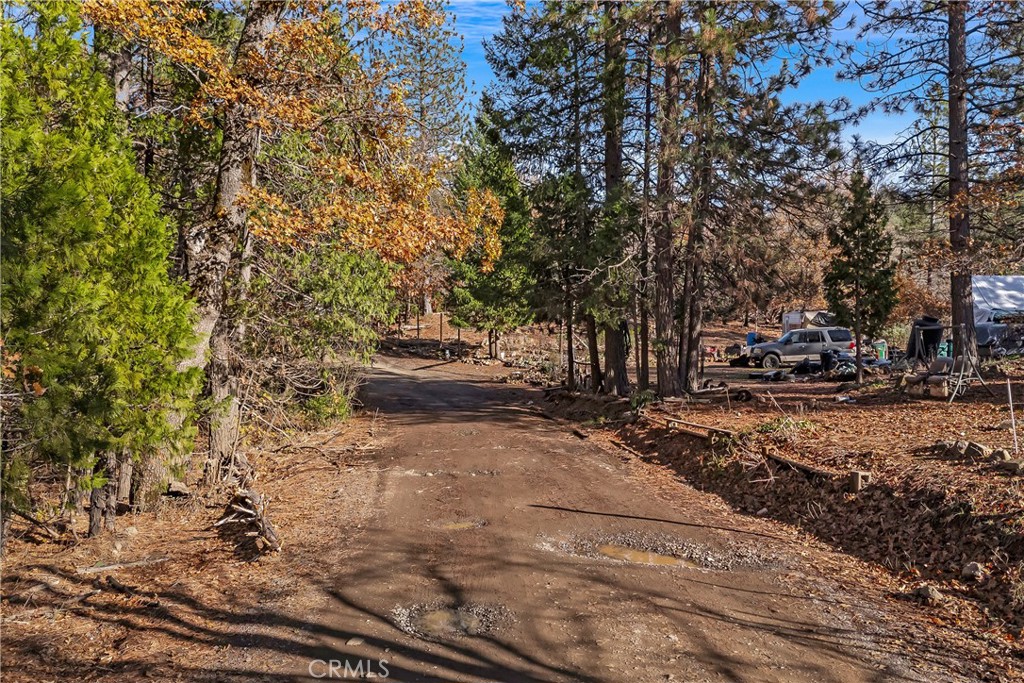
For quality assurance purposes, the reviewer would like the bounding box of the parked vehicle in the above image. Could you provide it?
[749,327,856,368]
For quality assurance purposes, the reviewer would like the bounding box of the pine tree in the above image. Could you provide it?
[448,113,535,355]
[823,168,897,384]
[839,0,1024,368]
[1,3,200,540]
[486,0,605,390]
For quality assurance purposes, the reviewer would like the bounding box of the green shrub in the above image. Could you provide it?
[1,4,199,523]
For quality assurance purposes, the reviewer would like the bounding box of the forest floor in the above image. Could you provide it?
[2,345,1023,682]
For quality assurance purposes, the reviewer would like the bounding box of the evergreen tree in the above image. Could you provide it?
[823,167,897,383]
[1,3,199,540]
[840,0,1024,367]
[486,1,611,391]
[389,0,468,167]
[448,112,535,356]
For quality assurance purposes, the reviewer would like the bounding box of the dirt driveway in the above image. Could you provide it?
[254,355,980,683]
[4,353,990,682]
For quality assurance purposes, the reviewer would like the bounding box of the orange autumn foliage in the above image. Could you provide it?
[83,0,501,267]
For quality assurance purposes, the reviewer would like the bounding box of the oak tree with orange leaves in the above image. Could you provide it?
[85,0,502,490]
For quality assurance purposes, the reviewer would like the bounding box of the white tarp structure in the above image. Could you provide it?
[973,275,1024,323]
[781,310,832,333]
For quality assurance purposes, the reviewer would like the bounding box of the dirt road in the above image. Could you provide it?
[268,355,976,683]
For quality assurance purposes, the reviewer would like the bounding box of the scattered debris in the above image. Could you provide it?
[214,489,282,554]
[963,441,992,461]
[990,448,1012,462]
[911,584,943,606]
[847,470,871,493]
[165,480,191,496]
[961,562,986,582]
[995,459,1024,475]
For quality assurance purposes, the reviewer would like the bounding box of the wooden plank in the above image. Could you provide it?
[763,452,835,480]
[665,418,735,437]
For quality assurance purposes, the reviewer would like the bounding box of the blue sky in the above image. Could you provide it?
[447,0,915,144]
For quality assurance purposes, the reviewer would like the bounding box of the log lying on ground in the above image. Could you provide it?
[76,557,169,575]
[215,489,281,553]
[665,417,736,438]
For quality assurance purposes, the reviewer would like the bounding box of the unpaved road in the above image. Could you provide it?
[263,355,977,683]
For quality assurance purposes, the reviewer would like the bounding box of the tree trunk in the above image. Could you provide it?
[636,24,655,393]
[104,457,118,532]
[179,0,282,376]
[1,459,16,552]
[565,288,577,391]
[653,1,683,396]
[206,229,253,485]
[89,452,119,537]
[0,511,11,555]
[947,0,978,367]
[89,468,104,537]
[599,0,629,398]
[117,458,133,505]
[207,322,240,484]
[585,313,602,393]
[680,22,715,394]
[638,298,650,391]
[854,290,864,385]
[93,28,133,113]
[603,322,630,396]
[632,289,642,387]
[153,1,284,509]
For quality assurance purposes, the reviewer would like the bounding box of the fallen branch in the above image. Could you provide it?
[609,439,646,458]
[76,557,170,575]
[762,450,836,480]
[665,417,735,438]
[103,576,160,607]
[10,508,60,539]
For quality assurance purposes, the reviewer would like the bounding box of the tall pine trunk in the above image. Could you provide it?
[565,286,577,391]
[585,314,602,393]
[947,0,978,366]
[637,24,654,392]
[600,0,630,397]
[207,230,253,484]
[680,23,715,393]
[653,0,683,396]
[603,323,630,396]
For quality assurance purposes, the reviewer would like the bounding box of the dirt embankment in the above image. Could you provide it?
[543,389,1024,650]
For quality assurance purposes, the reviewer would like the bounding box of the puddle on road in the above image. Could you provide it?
[438,519,487,531]
[392,603,511,641]
[596,543,697,568]
[538,531,784,571]
[396,469,500,478]
[415,608,483,637]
